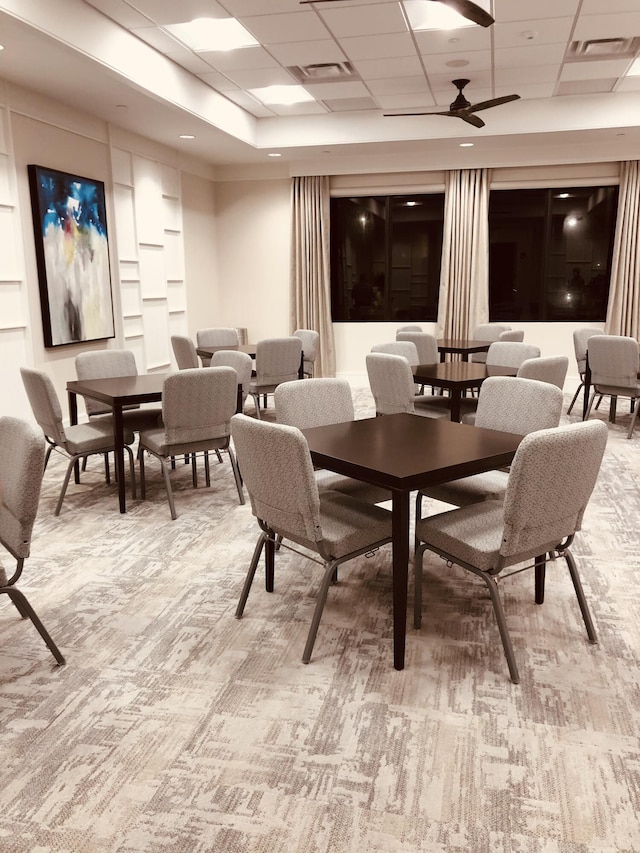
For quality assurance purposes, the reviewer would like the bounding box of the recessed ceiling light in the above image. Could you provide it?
[0,45,5,51]
[268,152,282,157]
[248,85,314,106]
[460,142,474,147]
[404,0,481,31]
[557,192,570,198]
[166,18,258,52]
[180,134,195,139]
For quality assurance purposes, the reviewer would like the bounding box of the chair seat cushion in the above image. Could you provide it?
[592,382,640,397]
[64,421,135,455]
[421,470,509,507]
[414,395,451,418]
[415,502,505,572]
[90,408,163,432]
[315,470,390,504]
[139,427,228,458]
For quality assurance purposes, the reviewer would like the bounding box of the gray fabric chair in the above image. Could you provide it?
[499,330,524,342]
[414,420,607,683]
[230,414,392,663]
[517,355,568,389]
[0,416,65,664]
[585,335,640,438]
[75,349,163,431]
[486,341,541,370]
[171,335,199,370]
[371,341,420,366]
[211,349,253,412]
[20,367,137,516]
[275,378,389,504]
[567,328,603,415]
[196,327,240,366]
[247,337,302,419]
[395,332,438,364]
[470,324,511,363]
[396,325,423,333]
[138,367,244,519]
[365,352,450,418]
[417,376,563,511]
[293,329,320,377]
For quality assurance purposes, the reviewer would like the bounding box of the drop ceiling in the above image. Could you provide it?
[0,0,639,174]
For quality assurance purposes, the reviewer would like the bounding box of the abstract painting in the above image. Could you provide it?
[28,165,115,347]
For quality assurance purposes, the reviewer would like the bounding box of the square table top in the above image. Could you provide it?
[67,373,167,406]
[437,338,493,354]
[413,362,516,390]
[302,413,521,493]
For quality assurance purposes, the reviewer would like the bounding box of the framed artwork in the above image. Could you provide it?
[28,164,115,347]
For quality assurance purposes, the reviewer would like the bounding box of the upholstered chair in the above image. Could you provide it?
[365,352,450,418]
[211,349,253,412]
[171,335,199,370]
[517,355,568,389]
[196,328,240,366]
[567,328,603,415]
[584,335,640,438]
[247,337,302,419]
[470,324,511,363]
[293,329,320,377]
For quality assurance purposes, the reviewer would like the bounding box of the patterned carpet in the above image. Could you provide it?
[1,388,639,852]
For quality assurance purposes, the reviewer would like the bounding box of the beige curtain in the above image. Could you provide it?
[605,160,640,339]
[290,175,336,377]
[436,168,490,340]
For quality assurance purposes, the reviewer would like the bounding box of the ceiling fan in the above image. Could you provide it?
[299,0,494,28]
[384,78,520,128]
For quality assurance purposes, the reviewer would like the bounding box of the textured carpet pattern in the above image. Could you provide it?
[1,389,639,852]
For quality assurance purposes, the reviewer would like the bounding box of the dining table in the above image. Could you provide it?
[302,413,522,670]
[413,362,517,421]
[437,338,492,362]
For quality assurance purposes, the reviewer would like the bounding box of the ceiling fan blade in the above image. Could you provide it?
[437,0,495,28]
[383,110,453,117]
[459,113,485,128]
[469,94,521,112]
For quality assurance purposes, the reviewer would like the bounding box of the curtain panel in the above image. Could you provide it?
[436,168,490,341]
[290,175,336,377]
[605,160,640,339]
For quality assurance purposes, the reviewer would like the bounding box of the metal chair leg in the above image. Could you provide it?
[302,558,339,664]
[563,549,597,643]
[482,573,520,684]
[2,587,65,665]
[235,532,267,618]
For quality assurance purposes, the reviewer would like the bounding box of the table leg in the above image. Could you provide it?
[67,391,81,484]
[582,357,591,420]
[450,390,462,422]
[114,404,127,513]
[391,490,409,671]
[265,537,275,592]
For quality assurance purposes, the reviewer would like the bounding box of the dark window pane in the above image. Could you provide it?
[330,194,443,322]
[489,186,618,322]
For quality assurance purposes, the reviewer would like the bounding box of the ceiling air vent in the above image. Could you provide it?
[288,61,360,83]
[567,37,640,61]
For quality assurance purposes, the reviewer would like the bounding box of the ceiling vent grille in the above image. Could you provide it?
[288,61,359,83]
[567,37,640,60]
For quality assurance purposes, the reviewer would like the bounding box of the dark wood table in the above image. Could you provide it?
[413,362,517,421]
[67,374,166,513]
[302,413,522,670]
[437,338,492,362]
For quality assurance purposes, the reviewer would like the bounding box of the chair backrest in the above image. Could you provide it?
[486,341,541,370]
[501,421,607,561]
[517,355,568,389]
[275,378,354,429]
[254,337,302,385]
[396,332,438,364]
[396,325,422,333]
[573,328,603,373]
[171,335,199,370]
[211,350,253,402]
[293,329,320,369]
[230,413,322,546]
[587,335,640,390]
[0,416,45,560]
[366,352,416,415]
[75,350,138,415]
[196,327,240,367]
[371,341,419,366]
[161,367,238,445]
[470,324,511,362]
[20,367,68,448]
[499,330,524,342]
[475,376,563,436]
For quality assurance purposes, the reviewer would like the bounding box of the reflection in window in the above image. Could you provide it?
[489,186,618,322]
[330,195,444,322]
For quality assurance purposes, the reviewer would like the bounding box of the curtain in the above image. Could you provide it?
[605,160,640,339]
[436,168,490,341]
[290,175,336,377]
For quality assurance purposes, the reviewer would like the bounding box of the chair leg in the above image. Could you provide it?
[235,532,267,618]
[160,458,177,519]
[414,543,426,629]
[302,558,339,664]
[139,447,147,500]
[250,393,262,420]
[215,450,223,464]
[228,447,245,505]
[563,549,597,644]
[55,456,80,516]
[584,391,597,422]
[43,443,54,472]
[125,445,136,500]
[2,588,65,665]
[566,381,583,415]
[414,492,424,553]
[191,454,198,488]
[627,398,640,438]
[204,451,211,487]
[481,573,520,684]
[534,554,546,604]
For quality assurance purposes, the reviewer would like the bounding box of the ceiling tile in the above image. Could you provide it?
[495,82,556,99]
[494,44,567,69]
[84,0,151,28]
[493,0,581,22]
[376,92,435,109]
[367,76,429,96]
[560,59,631,81]
[198,45,280,71]
[352,55,424,80]
[494,64,560,85]
[266,39,347,66]
[303,80,370,99]
[413,26,491,55]
[581,0,640,11]
[317,3,407,37]
[130,26,183,52]
[617,75,640,90]
[165,47,222,74]
[557,79,617,94]
[196,71,240,91]
[337,32,416,60]
[224,67,298,88]
[421,49,491,76]
[323,96,378,111]
[574,12,640,41]
[269,101,328,116]
[494,18,574,50]
[129,0,228,25]
[240,12,331,44]
[223,90,276,116]
[221,0,301,14]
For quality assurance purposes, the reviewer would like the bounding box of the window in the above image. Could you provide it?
[330,194,444,322]
[489,186,618,322]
